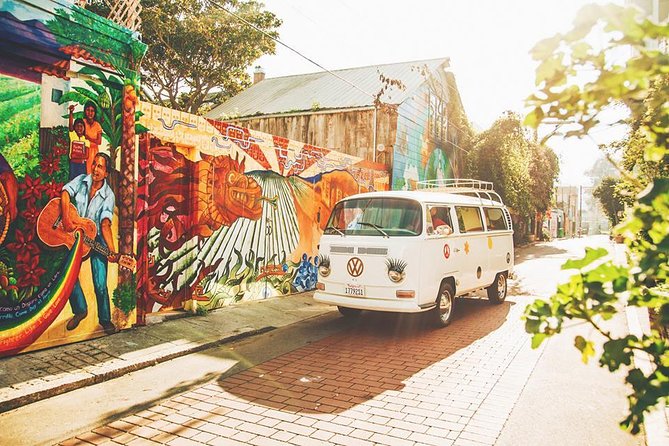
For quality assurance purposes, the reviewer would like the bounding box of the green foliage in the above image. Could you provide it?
[523,4,669,434]
[135,0,280,114]
[593,177,625,226]
[58,67,145,166]
[466,112,559,218]
[45,5,146,72]
[0,75,42,177]
[112,275,137,315]
[195,305,209,316]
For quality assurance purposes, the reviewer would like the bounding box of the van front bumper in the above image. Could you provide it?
[313,291,432,313]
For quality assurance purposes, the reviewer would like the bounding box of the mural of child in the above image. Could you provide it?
[83,101,103,174]
[68,105,89,180]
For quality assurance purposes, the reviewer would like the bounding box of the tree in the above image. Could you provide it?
[529,141,560,215]
[523,4,669,433]
[467,112,533,217]
[466,111,558,240]
[89,0,282,114]
[593,176,625,226]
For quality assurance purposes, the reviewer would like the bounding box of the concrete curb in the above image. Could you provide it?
[625,305,669,446]
[0,325,276,414]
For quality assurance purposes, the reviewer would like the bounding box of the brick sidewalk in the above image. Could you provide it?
[58,296,543,446]
[0,292,331,413]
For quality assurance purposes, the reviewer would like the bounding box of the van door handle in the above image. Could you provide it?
[454,248,461,253]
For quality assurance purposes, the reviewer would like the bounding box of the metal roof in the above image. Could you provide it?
[207,57,450,120]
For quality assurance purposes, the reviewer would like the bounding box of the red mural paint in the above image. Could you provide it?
[0,231,84,357]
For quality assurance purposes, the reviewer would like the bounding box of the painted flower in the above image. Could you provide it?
[19,176,44,203]
[17,256,45,288]
[53,141,68,157]
[43,181,64,199]
[21,206,40,227]
[40,156,60,175]
[7,230,40,264]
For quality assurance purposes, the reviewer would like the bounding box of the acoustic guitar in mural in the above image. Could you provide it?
[36,198,136,272]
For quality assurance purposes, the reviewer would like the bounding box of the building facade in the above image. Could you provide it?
[208,58,469,191]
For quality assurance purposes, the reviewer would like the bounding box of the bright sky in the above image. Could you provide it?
[253,0,626,186]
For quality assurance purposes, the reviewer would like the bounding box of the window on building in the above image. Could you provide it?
[428,90,448,142]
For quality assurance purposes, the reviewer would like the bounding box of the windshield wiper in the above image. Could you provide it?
[357,221,389,238]
[325,225,345,236]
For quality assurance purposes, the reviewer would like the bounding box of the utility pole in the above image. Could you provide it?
[579,185,583,237]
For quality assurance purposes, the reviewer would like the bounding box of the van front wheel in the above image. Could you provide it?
[487,272,507,304]
[338,306,361,318]
[433,282,455,327]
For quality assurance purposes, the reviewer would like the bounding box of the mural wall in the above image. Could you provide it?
[0,0,145,355]
[391,83,462,190]
[137,104,389,319]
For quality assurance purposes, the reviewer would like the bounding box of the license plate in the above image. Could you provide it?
[344,284,365,296]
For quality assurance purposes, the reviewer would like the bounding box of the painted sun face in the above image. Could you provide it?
[212,164,263,223]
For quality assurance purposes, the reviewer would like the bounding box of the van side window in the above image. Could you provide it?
[455,206,484,233]
[427,206,453,235]
[483,207,508,231]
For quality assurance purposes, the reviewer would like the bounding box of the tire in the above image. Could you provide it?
[432,282,455,327]
[338,306,362,318]
[487,272,508,304]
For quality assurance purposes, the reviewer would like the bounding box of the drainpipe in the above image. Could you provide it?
[373,105,378,163]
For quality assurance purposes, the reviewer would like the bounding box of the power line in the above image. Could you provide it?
[209,1,475,161]
[209,0,376,99]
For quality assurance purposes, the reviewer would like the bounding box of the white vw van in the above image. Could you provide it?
[314,179,514,327]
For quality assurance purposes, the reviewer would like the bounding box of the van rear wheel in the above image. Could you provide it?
[338,306,361,318]
[487,272,507,304]
[433,282,455,327]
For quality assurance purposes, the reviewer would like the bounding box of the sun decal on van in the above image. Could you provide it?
[488,236,493,249]
[464,241,470,254]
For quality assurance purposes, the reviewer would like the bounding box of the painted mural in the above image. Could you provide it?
[392,85,461,190]
[137,104,389,319]
[0,0,144,355]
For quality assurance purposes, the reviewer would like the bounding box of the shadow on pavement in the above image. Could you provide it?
[216,297,512,414]
[515,243,568,266]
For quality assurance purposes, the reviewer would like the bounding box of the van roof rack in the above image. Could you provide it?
[416,179,504,205]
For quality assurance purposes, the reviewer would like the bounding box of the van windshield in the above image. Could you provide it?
[325,197,422,236]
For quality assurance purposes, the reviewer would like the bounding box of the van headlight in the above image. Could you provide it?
[318,255,331,277]
[386,258,407,283]
[388,270,404,283]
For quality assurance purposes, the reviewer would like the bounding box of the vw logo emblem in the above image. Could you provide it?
[347,257,364,277]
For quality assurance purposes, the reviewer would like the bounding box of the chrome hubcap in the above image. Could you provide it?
[497,275,506,299]
[439,291,452,322]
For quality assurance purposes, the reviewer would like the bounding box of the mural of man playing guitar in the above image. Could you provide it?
[60,153,118,335]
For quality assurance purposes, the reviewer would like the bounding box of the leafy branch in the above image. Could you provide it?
[523,4,669,434]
